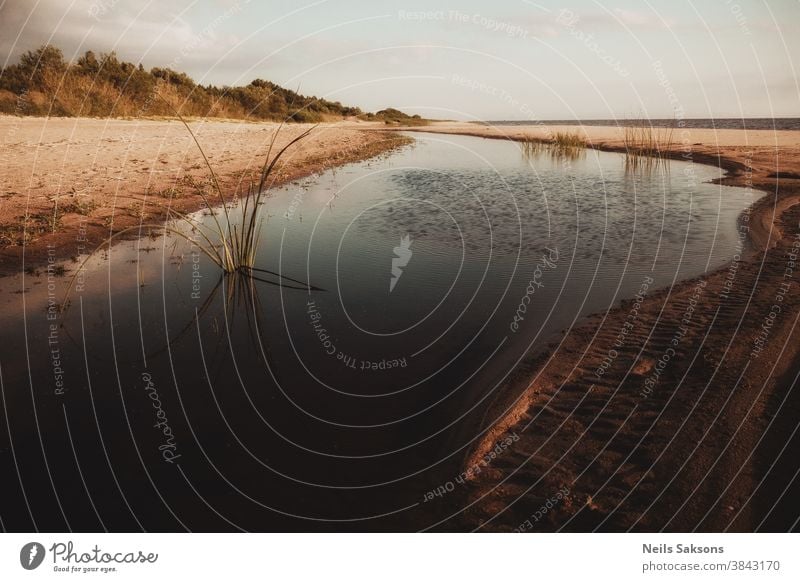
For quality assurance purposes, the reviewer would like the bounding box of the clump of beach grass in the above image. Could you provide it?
[622,123,675,173]
[60,103,315,310]
[520,130,586,162]
[552,131,586,149]
[161,107,315,273]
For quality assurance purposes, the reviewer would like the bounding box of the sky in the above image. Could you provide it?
[1,0,798,120]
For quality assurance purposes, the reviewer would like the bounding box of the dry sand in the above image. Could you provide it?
[0,115,406,274]
[399,122,800,532]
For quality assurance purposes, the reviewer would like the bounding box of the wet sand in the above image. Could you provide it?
[400,122,800,531]
[0,116,407,275]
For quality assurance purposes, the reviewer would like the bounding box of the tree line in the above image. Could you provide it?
[0,45,367,122]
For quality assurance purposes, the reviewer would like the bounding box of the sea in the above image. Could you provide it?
[485,118,800,130]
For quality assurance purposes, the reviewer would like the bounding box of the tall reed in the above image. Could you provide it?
[168,109,315,273]
[552,131,586,149]
[60,111,314,310]
[520,131,586,162]
[622,122,675,173]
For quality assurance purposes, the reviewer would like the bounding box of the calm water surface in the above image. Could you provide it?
[0,133,755,531]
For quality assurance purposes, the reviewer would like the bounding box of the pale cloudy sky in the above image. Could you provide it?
[1,0,797,120]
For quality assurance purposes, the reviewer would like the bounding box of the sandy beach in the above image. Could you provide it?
[0,116,406,274]
[397,122,800,531]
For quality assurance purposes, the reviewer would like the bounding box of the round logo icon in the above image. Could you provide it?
[20,542,46,570]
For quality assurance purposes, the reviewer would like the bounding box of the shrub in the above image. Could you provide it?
[0,44,376,122]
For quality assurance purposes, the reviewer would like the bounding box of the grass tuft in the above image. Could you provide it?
[552,131,586,149]
[163,106,316,273]
[60,105,314,310]
[622,122,675,173]
[520,131,586,162]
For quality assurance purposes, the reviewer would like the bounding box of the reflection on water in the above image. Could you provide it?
[520,139,586,164]
[0,133,755,531]
[623,150,672,175]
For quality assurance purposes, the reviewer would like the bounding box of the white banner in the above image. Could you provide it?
[1,534,797,581]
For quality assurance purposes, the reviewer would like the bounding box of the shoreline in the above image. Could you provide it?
[0,116,409,276]
[400,122,800,531]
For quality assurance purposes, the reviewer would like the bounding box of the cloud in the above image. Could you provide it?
[1,0,795,117]
[0,0,242,72]
[613,8,650,27]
